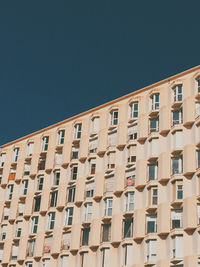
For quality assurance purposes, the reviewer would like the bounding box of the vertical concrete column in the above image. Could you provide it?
[159,106,171,134]
[183,196,197,230]
[183,144,196,176]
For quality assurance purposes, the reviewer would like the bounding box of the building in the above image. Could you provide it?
[0,66,200,267]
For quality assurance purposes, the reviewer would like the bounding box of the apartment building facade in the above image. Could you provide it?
[0,66,200,267]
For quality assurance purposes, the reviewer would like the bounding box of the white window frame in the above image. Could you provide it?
[149,118,159,133]
[104,198,113,217]
[148,162,158,181]
[0,153,6,167]
[47,212,55,230]
[173,85,182,102]
[84,203,92,221]
[151,93,159,110]
[64,207,73,226]
[126,192,134,211]
[42,136,49,151]
[74,123,82,139]
[131,102,138,118]
[27,142,34,157]
[13,148,19,162]
[172,156,182,174]
[110,110,118,125]
[30,216,38,234]
[57,130,65,145]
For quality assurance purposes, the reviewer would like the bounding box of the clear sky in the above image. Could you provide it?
[0,1,200,145]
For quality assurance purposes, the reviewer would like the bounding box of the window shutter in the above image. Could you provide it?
[61,255,69,267]
[108,132,117,147]
[105,175,114,193]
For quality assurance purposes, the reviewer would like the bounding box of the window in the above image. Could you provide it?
[172,235,183,258]
[13,148,19,162]
[47,212,55,230]
[125,192,134,211]
[197,204,200,224]
[149,117,159,133]
[149,138,158,157]
[71,165,78,180]
[38,156,46,170]
[7,184,14,200]
[42,259,50,267]
[110,110,118,125]
[18,202,25,217]
[58,130,65,145]
[150,187,158,205]
[91,117,99,133]
[27,239,35,257]
[131,102,138,118]
[102,223,111,242]
[147,215,157,233]
[62,232,71,251]
[148,162,158,181]
[172,156,182,174]
[123,244,133,266]
[27,142,34,157]
[1,225,7,240]
[15,221,22,237]
[80,252,88,267]
[33,195,41,212]
[90,162,96,175]
[50,190,58,207]
[3,205,10,220]
[105,174,114,193]
[85,181,94,198]
[64,207,73,226]
[55,152,62,165]
[104,198,113,217]
[68,186,76,202]
[53,171,60,186]
[173,85,182,102]
[125,168,135,187]
[172,109,182,125]
[195,102,200,117]
[42,136,49,151]
[107,152,115,169]
[30,216,38,234]
[71,145,79,159]
[173,181,183,200]
[128,123,138,141]
[24,163,31,175]
[171,209,182,229]
[74,123,82,139]
[11,243,19,260]
[0,153,6,167]
[22,180,28,195]
[89,137,98,153]
[127,145,136,163]
[197,149,200,168]
[196,77,200,93]
[151,93,159,110]
[123,218,133,238]
[172,131,182,151]
[43,236,52,254]
[108,131,117,147]
[146,239,157,262]
[37,176,44,191]
[25,262,33,267]
[8,167,16,181]
[101,248,109,267]
[84,203,92,221]
[81,228,90,246]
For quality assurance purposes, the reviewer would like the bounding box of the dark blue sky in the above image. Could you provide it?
[0,1,200,145]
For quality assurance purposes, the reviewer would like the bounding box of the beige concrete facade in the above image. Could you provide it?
[0,66,200,267]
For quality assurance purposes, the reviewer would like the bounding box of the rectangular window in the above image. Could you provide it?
[84,203,92,221]
[151,188,158,205]
[24,163,31,176]
[172,157,182,174]
[108,131,117,147]
[131,102,138,118]
[68,187,76,202]
[123,218,133,238]
[81,228,90,246]
[171,209,182,229]
[102,223,111,242]
[197,150,200,168]
[27,239,35,257]
[126,192,134,211]
[151,94,159,110]
[173,85,182,102]
[146,239,157,262]
[90,163,96,175]
[61,255,69,267]
[64,207,73,226]
[111,110,118,125]
[124,244,133,266]
[71,145,79,159]
[62,232,71,251]
[26,262,33,267]
[55,152,62,165]
[149,118,159,133]
[16,221,22,237]
[127,145,136,163]
[172,235,183,258]
[91,117,99,133]
[74,123,82,139]
[38,156,46,171]
[42,259,50,267]
[50,190,58,207]
[1,225,7,240]
[89,137,98,153]
[37,176,44,191]
[13,148,19,162]
[80,252,88,267]
[7,184,14,200]
[172,109,182,125]
[104,198,113,217]
[148,163,158,180]
[27,142,34,156]
[47,212,55,230]
[107,152,115,169]
[0,153,6,167]
[197,205,200,224]
[58,130,65,145]
[33,195,41,212]
[101,248,109,267]
[147,215,157,233]
[173,181,183,200]
[71,165,78,180]
[3,205,10,220]
[42,136,49,151]
[85,181,94,198]
[53,171,60,186]
[11,243,19,260]
[30,216,39,234]
[128,123,138,141]
[195,102,200,117]
[18,202,25,217]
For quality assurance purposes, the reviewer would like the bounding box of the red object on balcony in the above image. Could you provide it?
[126,177,134,186]
[43,245,50,253]
[8,173,15,181]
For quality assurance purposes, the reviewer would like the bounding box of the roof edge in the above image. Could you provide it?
[1,65,200,148]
